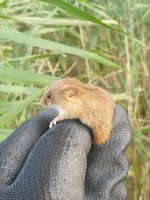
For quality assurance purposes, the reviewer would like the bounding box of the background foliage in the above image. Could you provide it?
[0,0,149,199]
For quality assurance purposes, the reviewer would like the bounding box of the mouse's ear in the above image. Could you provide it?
[62,86,77,97]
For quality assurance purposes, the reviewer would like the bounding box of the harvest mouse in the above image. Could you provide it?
[40,78,115,144]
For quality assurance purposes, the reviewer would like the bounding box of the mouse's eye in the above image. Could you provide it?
[46,92,51,99]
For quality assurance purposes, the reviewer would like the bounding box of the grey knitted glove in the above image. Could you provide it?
[0,105,131,200]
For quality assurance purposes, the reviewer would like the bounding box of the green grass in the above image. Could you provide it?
[0,0,149,199]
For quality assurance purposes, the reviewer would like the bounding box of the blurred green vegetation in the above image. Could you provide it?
[0,0,149,199]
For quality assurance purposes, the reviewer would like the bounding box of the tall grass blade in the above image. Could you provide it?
[0,27,122,68]
[39,0,122,31]
[0,84,40,94]
[0,67,57,86]
[39,0,143,44]
[0,92,41,127]
[0,129,14,141]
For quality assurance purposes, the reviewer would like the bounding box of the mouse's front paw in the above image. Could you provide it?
[49,115,63,128]
[49,118,57,128]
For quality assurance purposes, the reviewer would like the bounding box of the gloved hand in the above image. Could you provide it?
[0,105,131,200]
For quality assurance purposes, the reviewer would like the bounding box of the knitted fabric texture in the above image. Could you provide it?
[0,105,131,200]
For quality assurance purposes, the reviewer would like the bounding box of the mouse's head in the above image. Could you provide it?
[40,78,83,107]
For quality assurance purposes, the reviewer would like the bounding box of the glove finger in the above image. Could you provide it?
[0,120,91,200]
[85,105,131,200]
[0,107,58,186]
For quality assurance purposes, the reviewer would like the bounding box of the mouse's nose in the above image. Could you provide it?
[40,95,48,107]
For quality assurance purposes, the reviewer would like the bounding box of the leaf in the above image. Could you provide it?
[135,125,150,132]
[79,1,115,21]
[133,131,150,142]
[2,53,61,64]
[0,27,122,68]
[0,84,40,94]
[134,140,150,157]
[2,15,117,26]
[39,0,143,44]
[0,15,13,20]
[0,129,14,141]
[0,92,41,127]
[12,16,95,26]
[0,67,57,86]
[0,104,10,115]
[39,0,119,30]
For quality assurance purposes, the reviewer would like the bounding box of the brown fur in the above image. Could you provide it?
[40,78,115,144]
